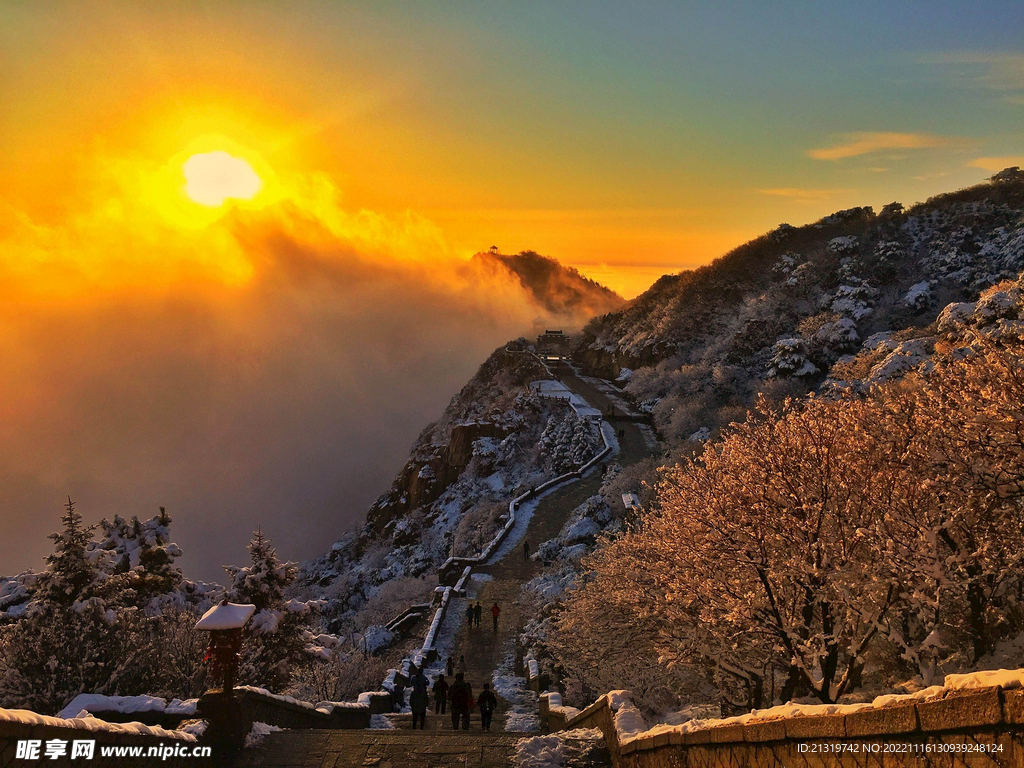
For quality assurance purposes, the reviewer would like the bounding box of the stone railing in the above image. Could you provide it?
[383,602,432,636]
[544,672,1024,767]
[196,686,374,754]
[220,687,372,730]
[386,380,614,694]
[0,708,202,767]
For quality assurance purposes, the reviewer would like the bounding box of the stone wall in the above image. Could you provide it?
[203,688,370,731]
[551,687,1024,768]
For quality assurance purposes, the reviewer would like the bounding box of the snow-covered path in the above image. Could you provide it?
[236,368,647,766]
[438,363,655,733]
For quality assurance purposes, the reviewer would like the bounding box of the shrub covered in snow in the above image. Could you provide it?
[538,413,602,475]
[768,338,819,378]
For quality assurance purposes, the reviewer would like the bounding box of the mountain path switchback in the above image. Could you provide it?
[233,366,649,767]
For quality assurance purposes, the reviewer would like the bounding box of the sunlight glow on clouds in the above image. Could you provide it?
[808,132,952,161]
[184,151,262,206]
[968,156,1024,171]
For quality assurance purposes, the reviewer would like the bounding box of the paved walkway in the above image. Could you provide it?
[233,730,523,767]
[233,369,649,767]
[443,362,654,725]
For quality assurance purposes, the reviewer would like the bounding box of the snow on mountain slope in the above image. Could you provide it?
[575,169,1024,448]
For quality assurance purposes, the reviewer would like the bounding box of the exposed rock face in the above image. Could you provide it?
[363,342,548,536]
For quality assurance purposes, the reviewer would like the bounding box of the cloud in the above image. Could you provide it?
[924,52,1024,101]
[808,132,951,161]
[968,156,1024,172]
[0,158,604,580]
[757,187,855,203]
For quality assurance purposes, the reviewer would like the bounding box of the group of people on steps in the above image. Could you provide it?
[464,600,502,632]
[396,654,498,731]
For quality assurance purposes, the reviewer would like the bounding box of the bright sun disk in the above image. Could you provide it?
[183,151,262,206]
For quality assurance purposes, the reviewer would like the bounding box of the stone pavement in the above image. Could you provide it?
[232,730,523,767]
[446,362,655,725]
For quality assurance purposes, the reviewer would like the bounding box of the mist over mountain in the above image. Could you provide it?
[301,168,1024,635]
[471,250,624,323]
[6,170,1024,719]
[0,229,620,581]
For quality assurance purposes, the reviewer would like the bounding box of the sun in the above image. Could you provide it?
[183,151,262,206]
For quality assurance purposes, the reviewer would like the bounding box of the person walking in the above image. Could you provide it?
[523,540,530,561]
[462,679,475,730]
[433,673,449,715]
[409,665,429,730]
[458,654,467,676]
[448,673,472,730]
[473,602,482,627]
[465,603,475,627]
[477,683,497,731]
[490,602,500,632]
[392,678,405,713]
[446,656,454,677]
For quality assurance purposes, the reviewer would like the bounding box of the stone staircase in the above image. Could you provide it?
[232,369,647,767]
[382,710,511,733]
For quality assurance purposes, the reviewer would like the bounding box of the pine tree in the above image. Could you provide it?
[226,528,295,611]
[33,497,101,608]
[224,529,312,691]
[95,507,183,606]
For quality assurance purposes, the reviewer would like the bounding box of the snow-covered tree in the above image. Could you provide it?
[538,412,601,474]
[225,529,316,691]
[95,507,183,606]
[566,318,1024,706]
[0,500,143,713]
[32,498,106,609]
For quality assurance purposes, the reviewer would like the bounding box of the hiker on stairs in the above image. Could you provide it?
[432,673,449,714]
[448,673,473,730]
[491,602,501,632]
[409,665,429,730]
[477,683,497,731]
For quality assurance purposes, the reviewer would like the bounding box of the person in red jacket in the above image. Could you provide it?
[490,602,500,632]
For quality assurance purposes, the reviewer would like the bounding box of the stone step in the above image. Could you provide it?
[383,712,514,733]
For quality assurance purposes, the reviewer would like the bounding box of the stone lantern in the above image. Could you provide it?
[196,598,256,694]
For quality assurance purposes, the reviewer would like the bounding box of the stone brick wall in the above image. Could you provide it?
[206,688,370,730]
[555,687,1024,768]
[552,695,622,764]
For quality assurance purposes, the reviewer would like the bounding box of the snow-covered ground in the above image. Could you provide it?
[513,728,605,767]
[243,722,283,748]
[493,647,540,733]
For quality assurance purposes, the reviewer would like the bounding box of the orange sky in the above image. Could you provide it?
[2,1,1023,575]
[4,3,1018,298]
